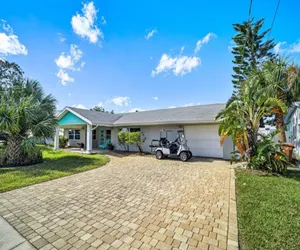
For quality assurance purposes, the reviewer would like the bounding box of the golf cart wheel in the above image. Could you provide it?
[156,150,163,160]
[187,151,193,159]
[179,151,188,162]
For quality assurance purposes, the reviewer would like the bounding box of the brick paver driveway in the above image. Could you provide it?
[0,155,238,250]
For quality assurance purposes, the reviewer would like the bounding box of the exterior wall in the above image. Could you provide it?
[64,127,86,148]
[287,108,300,160]
[111,124,230,159]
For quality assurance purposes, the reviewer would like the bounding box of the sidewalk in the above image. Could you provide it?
[0,217,36,250]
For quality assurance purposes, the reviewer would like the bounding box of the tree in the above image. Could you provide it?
[216,74,287,161]
[0,71,57,165]
[126,132,146,153]
[261,58,300,142]
[91,106,105,112]
[91,106,115,114]
[0,60,23,89]
[232,18,275,92]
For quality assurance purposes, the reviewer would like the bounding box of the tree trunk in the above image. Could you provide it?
[275,112,287,143]
[246,122,256,161]
[5,134,23,165]
[276,88,287,143]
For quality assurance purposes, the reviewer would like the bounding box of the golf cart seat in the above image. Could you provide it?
[159,137,169,147]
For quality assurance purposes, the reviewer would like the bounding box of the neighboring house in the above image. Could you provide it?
[55,104,235,159]
[285,102,300,160]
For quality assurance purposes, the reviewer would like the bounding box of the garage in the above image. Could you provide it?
[184,124,223,158]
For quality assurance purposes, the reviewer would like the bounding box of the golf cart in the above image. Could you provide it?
[150,130,192,161]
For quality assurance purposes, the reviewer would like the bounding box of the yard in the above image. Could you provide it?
[236,169,300,250]
[0,146,109,193]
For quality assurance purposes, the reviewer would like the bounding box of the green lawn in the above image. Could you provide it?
[236,169,300,250]
[0,146,109,193]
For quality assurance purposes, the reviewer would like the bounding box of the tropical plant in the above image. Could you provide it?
[0,60,23,89]
[126,131,146,153]
[251,131,290,174]
[216,74,287,161]
[118,131,129,151]
[261,58,300,143]
[0,70,57,165]
[59,136,68,148]
[231,18,275,92]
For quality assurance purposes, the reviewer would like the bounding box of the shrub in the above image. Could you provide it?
[59,136,68,148]
[250,131,291,174]
[118,131,129,151]
[126,132,146,153]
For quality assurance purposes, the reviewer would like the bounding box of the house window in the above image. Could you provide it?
[92,129,96,140]
[106,130,111,141]
[130,128,140,132]
[68,129,80,140]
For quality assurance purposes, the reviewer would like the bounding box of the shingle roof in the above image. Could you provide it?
[113,103,225,125]
[67,107,122,125]
[63,103,225,126]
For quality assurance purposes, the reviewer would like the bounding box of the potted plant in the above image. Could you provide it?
[108,143,114,150]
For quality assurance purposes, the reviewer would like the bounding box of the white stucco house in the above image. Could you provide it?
[285,102,300,160]
[54,103,235,159]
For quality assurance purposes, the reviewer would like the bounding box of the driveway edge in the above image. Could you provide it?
[227,168,239,250]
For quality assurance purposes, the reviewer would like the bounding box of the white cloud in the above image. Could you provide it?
[289,40,300,53]
[183,102,201,107]
[109,96,130,107]
[194,33,216,54]
[56,69,74,85]
[0,20,27,56]
[68,92,71,96]
[129,108,146,112]
[150,56,153,60]
[55,44,84,85]
[98,101,103,107]
[168,106,177,109]
[71,2,103,43]
[101,16,107,25]
[274,40,300,54]
[152,53,201,77]
[153,96,158,101]
[72,104,88,109]
[145,29,157,40]
[274,42,286,54]
[57,32,66,42]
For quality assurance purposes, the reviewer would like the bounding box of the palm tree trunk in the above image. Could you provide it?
[246,123,256,161]
[275,112,287,143]
[276,88,287,143]
[5,134,23,165]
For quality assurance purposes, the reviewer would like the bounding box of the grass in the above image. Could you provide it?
[236,169,300,250]
[0,146,109,193]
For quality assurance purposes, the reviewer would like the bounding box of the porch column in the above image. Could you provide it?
[86,124,92,153]
[53,127,60,150]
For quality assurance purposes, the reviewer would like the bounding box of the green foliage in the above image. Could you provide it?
[117,131,146,152]
[251,131,290,174]
[216,75,287,161]
[91,106,114,114]
[0,60,57,165]
[232,18,275,92]
[59,136,68,148]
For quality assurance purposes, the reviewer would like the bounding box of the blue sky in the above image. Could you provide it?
[1,0,300,113]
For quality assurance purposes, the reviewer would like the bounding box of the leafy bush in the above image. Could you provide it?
[59,136,68,148]
[118,131,129,151]
[117,131,146,152]
[250,131,291,174]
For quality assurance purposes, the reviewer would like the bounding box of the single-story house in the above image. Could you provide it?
[285,102,300,160]
[55,103,234,159]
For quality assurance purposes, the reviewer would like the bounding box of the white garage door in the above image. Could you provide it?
[184,124,223,158]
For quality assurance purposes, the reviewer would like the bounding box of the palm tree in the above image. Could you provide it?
[216,74,287,161]
[261,59,300,143]
[0,78,57,165]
